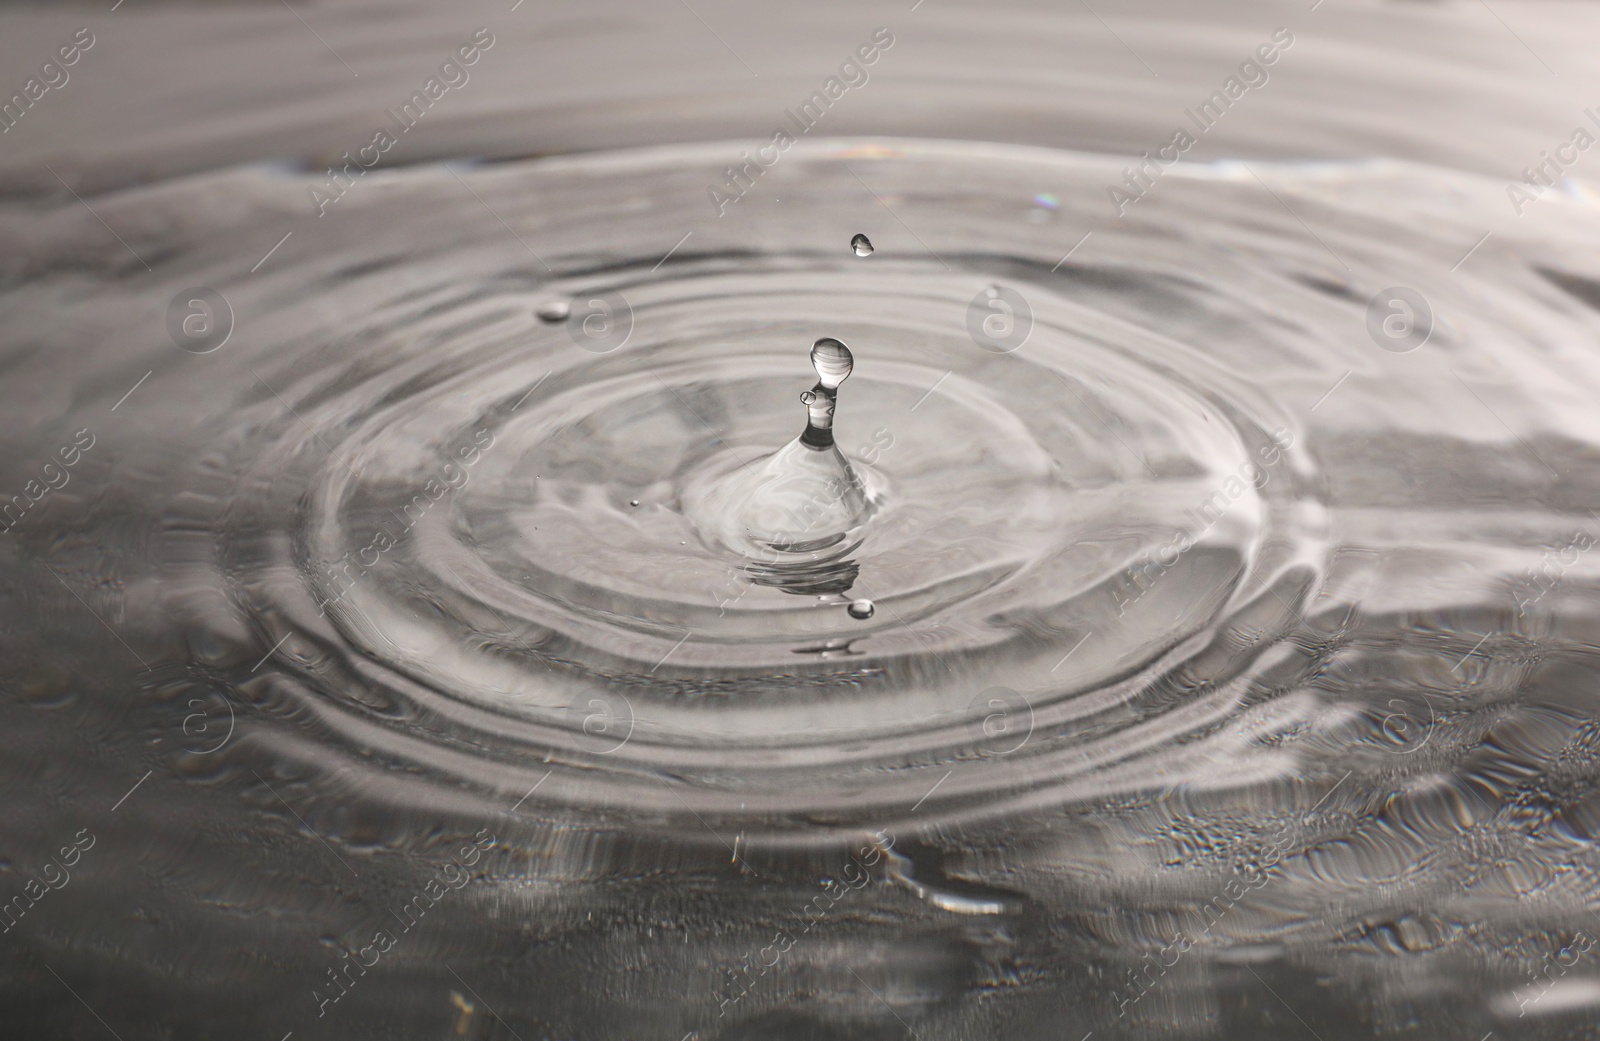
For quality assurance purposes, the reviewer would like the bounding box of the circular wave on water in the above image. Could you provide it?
[109,141,1339,831]
[11,135,1600,1036]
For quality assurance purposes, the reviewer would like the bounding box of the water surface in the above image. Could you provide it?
[4,2,1600,1039]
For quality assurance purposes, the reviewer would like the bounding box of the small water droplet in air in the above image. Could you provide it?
[847,599,875,620]
[535,300,570,323]
[629,500,640,507]
[810,338,854,391]
[799,389,817,405]
[851,233,874,257]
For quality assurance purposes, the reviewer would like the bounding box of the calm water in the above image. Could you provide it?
[4,1,1600,1038]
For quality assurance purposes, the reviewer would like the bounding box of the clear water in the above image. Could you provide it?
[5,2,1600,1039]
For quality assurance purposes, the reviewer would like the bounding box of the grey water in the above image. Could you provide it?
[4,1,1600,1039]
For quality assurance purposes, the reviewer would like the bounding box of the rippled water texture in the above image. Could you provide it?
[7,1,1600,1039]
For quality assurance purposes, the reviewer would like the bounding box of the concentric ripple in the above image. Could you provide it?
[134,142,1341,828]
[31,136,1595,842]
[13,129,1600,1037]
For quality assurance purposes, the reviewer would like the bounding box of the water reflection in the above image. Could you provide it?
[4,1,1600,1039]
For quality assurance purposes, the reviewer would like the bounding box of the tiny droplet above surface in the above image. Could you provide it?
[810,338,854,390]
[851,233,874,257]
[629,500,640,507]
[535,300,571,323]
[847,599,875,620]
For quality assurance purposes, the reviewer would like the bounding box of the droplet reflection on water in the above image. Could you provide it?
[534,299,570,323]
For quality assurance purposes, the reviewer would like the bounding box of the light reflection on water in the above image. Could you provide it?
[4,1,1600,1039]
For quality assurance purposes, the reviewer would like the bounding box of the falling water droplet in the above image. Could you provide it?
[810,338,853,391]
[535,300,570,323]
[850,233,874,257]
[629,500,640,507]
[847,599,875,620]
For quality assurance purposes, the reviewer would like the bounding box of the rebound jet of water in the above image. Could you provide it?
[684,337,877,598]
[733,337,871,552]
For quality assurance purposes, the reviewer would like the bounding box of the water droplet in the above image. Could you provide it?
[535,300,570,323]
[799,390,816,405]
[629,500,640,507]
[851,233,874,257]
[810,338,853,391]
[847,599,875,620]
